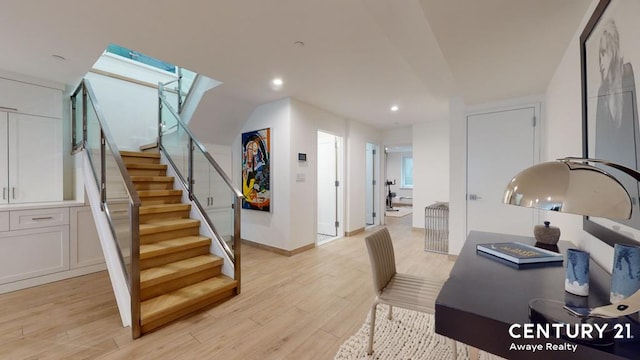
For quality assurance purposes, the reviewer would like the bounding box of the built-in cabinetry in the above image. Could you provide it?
[0,77,63,204]
[0,203,104,294]
[196,144,233,241]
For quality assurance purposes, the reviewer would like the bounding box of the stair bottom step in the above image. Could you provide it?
[140,276,238,334]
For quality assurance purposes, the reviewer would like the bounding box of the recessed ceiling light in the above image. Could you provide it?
[390,105,399,112]
[272,78,283,86]
[293,41,305,48]
[51,54,66,61]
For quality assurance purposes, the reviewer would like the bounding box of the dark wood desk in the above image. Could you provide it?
[435,231,639,360]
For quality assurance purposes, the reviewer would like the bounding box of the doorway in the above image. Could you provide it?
[466,105,539,236]
[317,131,344,245]
[365,142,379,227]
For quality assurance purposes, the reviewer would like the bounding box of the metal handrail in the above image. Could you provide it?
[157,85,242,289]
[158,92,243,199]
[72,78,142,339]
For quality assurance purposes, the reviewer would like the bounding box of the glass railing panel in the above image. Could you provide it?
[160,102,189,185]
[160,95,179,135]
[104,147,132,282]
[71,90,84,151]
[162,90,180,118]
[85,96,102,187]
[193,146,235,255]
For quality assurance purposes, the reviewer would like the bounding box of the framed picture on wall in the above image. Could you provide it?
[582,0,640,246]
[241,128,271,212]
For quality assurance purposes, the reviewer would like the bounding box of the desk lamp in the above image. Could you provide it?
[503,157,640,319]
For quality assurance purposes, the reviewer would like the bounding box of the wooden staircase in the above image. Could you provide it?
[121,150,238,335]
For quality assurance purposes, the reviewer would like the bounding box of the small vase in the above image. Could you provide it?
[610,243,640,304]
[565,248,589,296]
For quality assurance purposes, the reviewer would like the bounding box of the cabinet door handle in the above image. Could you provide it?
[12,187,15,199]
[32,217,54,221]
[2,187,5,200]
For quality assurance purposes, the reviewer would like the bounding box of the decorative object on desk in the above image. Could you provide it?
[610,243,640,303]
[565,248,590,296]
[534,242,559,253]
[565,291,590,309]
[476,242,563,265]
[534,221,560,245]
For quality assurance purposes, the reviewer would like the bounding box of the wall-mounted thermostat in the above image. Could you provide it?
[298,153,307,161]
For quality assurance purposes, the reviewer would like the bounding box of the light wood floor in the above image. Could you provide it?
[0,215,455,359]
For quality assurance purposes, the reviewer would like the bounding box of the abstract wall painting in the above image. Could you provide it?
[242,128,271,211]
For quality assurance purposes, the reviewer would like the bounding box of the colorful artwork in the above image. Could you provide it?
[242,128,271,211]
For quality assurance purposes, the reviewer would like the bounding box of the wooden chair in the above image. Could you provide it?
[364,227,457,358]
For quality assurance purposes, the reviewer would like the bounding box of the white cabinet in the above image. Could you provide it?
[70,206,103,268]
[0,204,105,293]
[0,77,62,118]
[10,207,69,230]
[0,76,63,204]
[0,111,63,204]
[0,225,69,284]
[196,144,234,241]
[9,113,62,203]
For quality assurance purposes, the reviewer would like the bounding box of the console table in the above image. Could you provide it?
[435,231,639,359]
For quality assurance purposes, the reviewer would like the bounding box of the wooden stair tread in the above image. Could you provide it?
[140,255,223,288]
[141,276,237,325]
[140,236,211,259]
[126,163,167,170]
[140,219,200,235]
[120,150,160,159]
[140,204,191,215]
[138,190,182,197]
[131,176,174,183]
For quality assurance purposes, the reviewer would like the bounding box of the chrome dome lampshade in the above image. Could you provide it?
[503,158,632,220]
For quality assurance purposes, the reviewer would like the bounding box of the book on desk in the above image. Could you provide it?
[476,241,563,265]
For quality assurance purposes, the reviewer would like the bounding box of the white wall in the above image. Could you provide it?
[85,72,158,151]
[290,99,346,248]
[235,98,292,250]
[236,97,382,251]
[413,120,450,229]
[383,126,412,146]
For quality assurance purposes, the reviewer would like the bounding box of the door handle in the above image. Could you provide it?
[468,194,483,201]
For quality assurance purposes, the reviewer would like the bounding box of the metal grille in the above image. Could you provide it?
[424,202,449,254]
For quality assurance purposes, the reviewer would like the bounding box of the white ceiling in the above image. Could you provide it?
[0,0,592,132]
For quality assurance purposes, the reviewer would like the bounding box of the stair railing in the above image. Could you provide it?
[157,84,242,290]
[71,79,142,338]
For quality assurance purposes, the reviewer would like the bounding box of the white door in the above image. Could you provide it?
[9,113,62,203]
[318,131,338,236]
[467,106,537,236]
